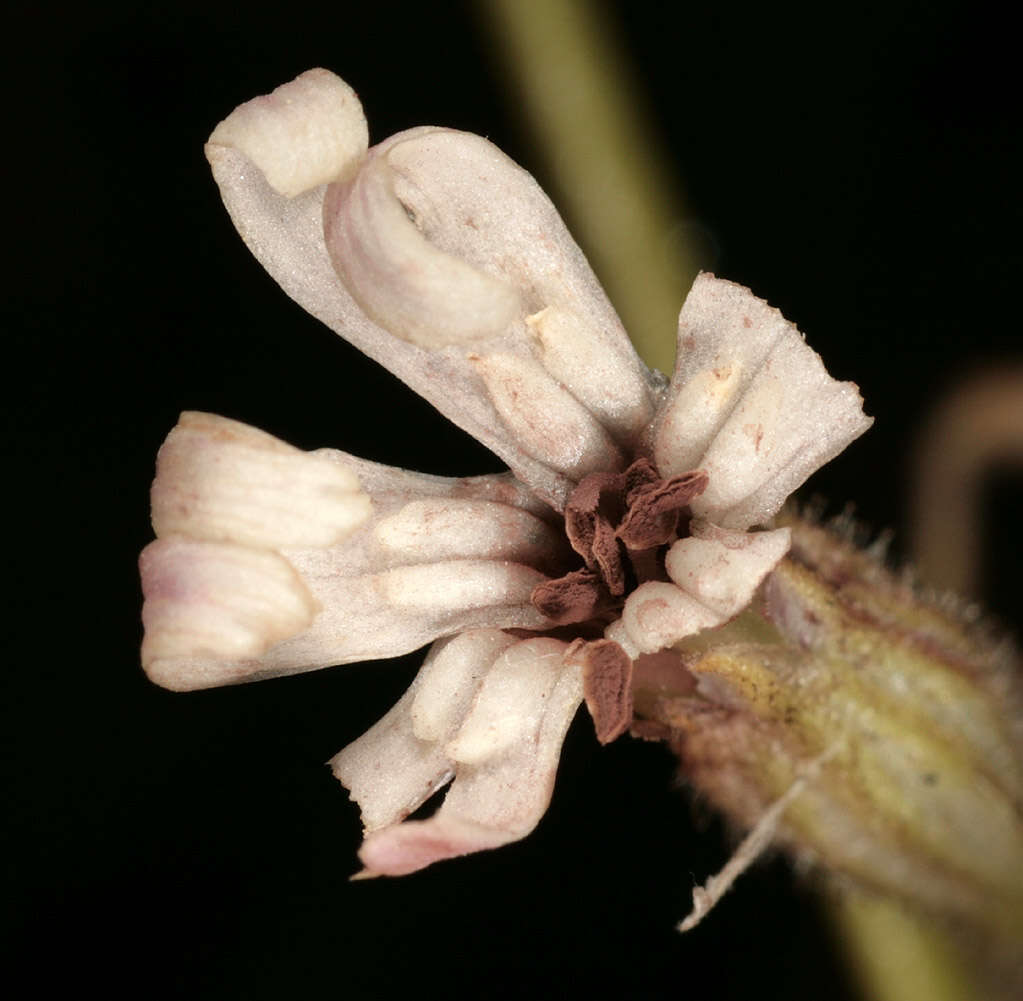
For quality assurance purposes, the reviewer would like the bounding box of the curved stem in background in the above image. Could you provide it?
[479,0,701,376]
[910,366,1023,598]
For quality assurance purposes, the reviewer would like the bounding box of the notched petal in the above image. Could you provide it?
[331,631,515,831]
[653,274,872,528]
[207,69,657,509]
[354,639,583,876]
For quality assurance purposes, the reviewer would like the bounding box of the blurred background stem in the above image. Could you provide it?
[480,0,698,376]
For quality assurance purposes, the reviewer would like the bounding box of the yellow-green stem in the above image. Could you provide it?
[479,0,698,374]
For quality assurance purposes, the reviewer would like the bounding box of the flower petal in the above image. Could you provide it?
[140,537,318,690]
[151,412,371,548]
[330,630,517,831]
[143,444,567,687]
[616,582,722,656]
[355,638,583,876]
[207,68,368,198]
[615,522,789,654]
[664,521,791,618]
[652,274,872,528]
[207,69,658,509]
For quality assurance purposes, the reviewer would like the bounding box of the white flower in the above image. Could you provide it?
[140,69,871,877]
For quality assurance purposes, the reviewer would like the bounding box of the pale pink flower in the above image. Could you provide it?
[139,69,871,877]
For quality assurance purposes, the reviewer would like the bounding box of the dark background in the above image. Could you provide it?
[5,1,1020,998]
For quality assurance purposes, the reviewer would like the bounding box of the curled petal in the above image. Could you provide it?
[151,412,371,548]
[140,537,317,690]
[207,70,657,509]
[208,68,368,197]
[324,126,656,441]
[653,274,872,528]
[331,630,517,831]
[355,638,584,876]
[323,148,523,348]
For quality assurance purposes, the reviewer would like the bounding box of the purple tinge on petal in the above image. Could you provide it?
[139,537,318,690]
[652,274,872,529]
[357,816,516,877]
[352,637,584,876]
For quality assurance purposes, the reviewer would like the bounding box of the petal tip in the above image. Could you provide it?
[208,68,369,197]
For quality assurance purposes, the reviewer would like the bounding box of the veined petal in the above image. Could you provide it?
[207,69,658,509]
[652,274,872,528]
[356,638,584,876]
[143,452,566,687]
[139,537,318,690]
[468,351,624,479]
[331,630,517,831]
[151,412,371,548]
[445,638,567,765]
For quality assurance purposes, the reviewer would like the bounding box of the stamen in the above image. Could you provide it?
[531,569,607,625]
[567,638,634,744]
[618,469,708,550]
[538,459,710,627]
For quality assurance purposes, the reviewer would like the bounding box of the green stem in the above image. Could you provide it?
[479,0,699,374]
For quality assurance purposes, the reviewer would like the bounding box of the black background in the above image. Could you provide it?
[5,2,1020,998]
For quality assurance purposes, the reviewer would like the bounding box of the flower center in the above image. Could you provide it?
[530,457,708,626]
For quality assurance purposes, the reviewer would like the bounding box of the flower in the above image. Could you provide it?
[139,69,872,877]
